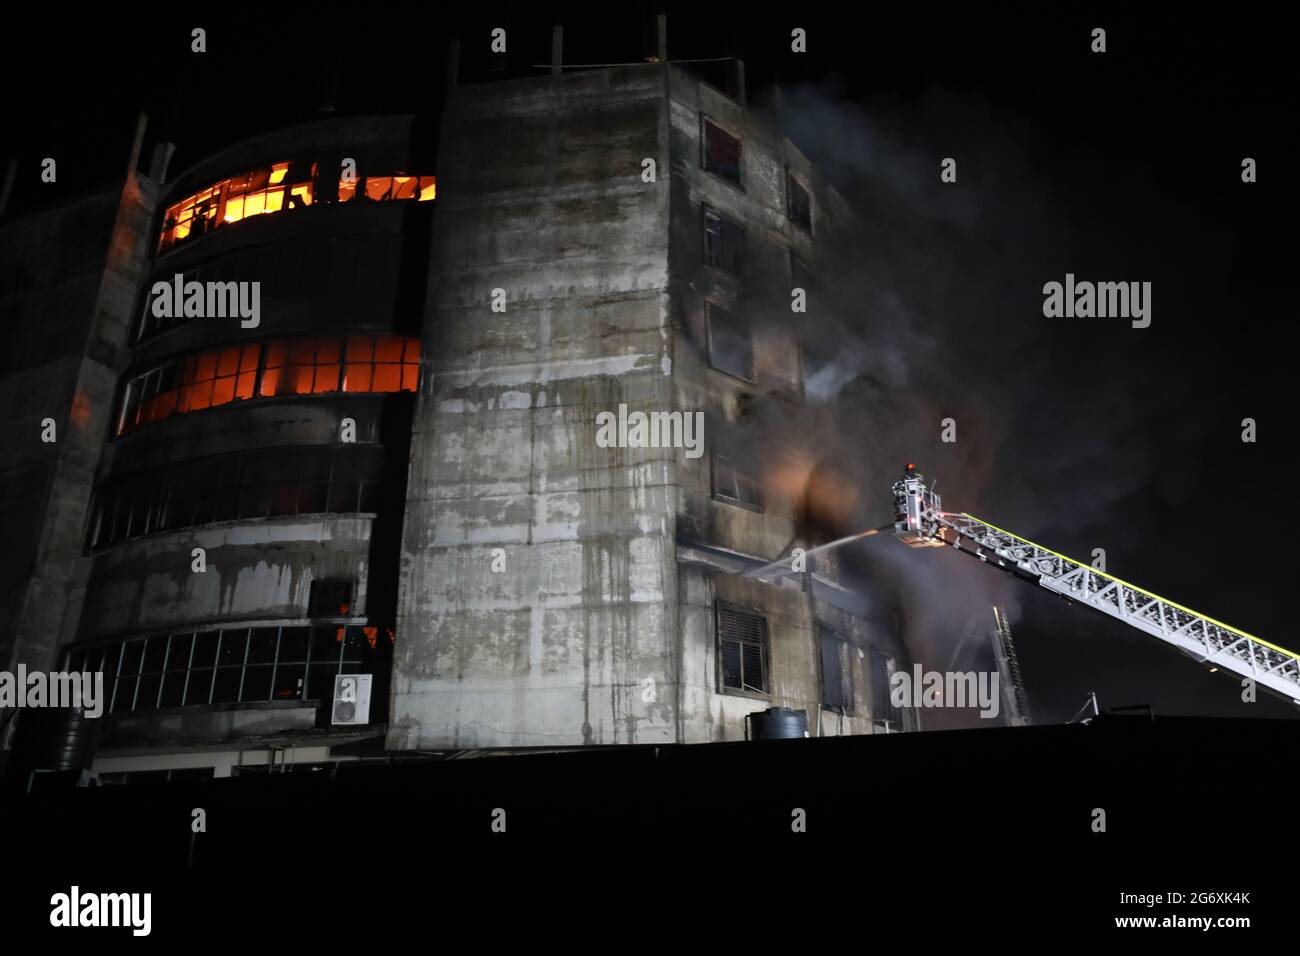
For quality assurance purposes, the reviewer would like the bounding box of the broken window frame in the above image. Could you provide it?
[158,161,434,253]
[716,604,769,696]
[702,204,746,275]
[705,302,753,382]
[711,454,763,512]
[701,116,743,188]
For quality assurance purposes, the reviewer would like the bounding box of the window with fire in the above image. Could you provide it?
[158,159,435,253]
[115,333,420,436]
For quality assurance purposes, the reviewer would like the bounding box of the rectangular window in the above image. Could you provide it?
[90,446,385,549]
[703,205,745,275]
[159,162,434,253]
[309,579,355,618]
[117,334,420,435]
[717,606,768,694]
[702,118,742,186]
[820,629,854,712]
[706,303,752,381]
[870,650,900,725]
[59,623,392,715]
[712,455,763,511]
[788,170,812,233]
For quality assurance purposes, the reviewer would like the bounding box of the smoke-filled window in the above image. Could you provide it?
[706,303,752,381]
[703,205,745,275]
[820,628,854,712]
[702,117,742,186]
[787,170,812,233]
[712,455,763,511]
[717,605,767,694]
[116,334,420,435]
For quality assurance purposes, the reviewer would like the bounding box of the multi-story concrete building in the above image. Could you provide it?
[1,52,915,780]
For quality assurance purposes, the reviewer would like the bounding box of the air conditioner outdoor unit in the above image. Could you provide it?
[331,674,372,726]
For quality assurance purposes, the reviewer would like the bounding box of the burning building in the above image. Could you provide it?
[0,37,916,781]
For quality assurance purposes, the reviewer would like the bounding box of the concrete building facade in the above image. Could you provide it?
[1,59,914,780]
[391,64,913,749]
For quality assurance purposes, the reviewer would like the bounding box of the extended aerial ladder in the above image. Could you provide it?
[892,464,1300,705]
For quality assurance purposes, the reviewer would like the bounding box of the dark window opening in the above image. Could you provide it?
[702,118,742,186]
[788,171,812,233]
[703,205,746,275]
[712,455,763,511]
[706,303,752,381]
[870,650,901,725]
[820,628,854,713]
[90,445,386,549]
[717,606,768,694]
[309,579,355,618]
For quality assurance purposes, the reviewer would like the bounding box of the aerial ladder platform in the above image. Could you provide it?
[892,464,1300,705]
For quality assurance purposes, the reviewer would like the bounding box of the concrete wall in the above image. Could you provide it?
[391,66,679,749]
[666,73,896,741]
[0,168,158,692]
[391,65,902,748]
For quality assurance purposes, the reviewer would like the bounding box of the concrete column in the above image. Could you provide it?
[148,142,177,185]
[551,25,563,75]
[657,13,667,62]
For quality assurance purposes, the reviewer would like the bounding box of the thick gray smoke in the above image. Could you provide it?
[725,81,1216,725]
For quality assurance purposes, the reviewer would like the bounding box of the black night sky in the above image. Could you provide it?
[3,6,1293,721]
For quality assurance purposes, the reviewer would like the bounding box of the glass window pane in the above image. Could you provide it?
[212,668,242,704]
[113,675,138,712]
[119,641,144,676]
[218,630,248,666]
[247,627,278,664]
[192,630,219,667]
[278,626,310,662]
[346,336,373,362]
[371,365,401,392]
[138,673,162,708]
[374,336,404,363]
[159,672,186,708]
[311,625,343,662]
[211,376,237,406]
[272,664,305,702]
[142,634,167,671]
[166,633,193,670]
[185,669,214,705]
[240,666,272,702]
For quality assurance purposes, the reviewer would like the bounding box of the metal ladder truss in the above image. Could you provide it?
[932,512,1300,704]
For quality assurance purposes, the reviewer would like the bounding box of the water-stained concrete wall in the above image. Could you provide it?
[391,66,680,748]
